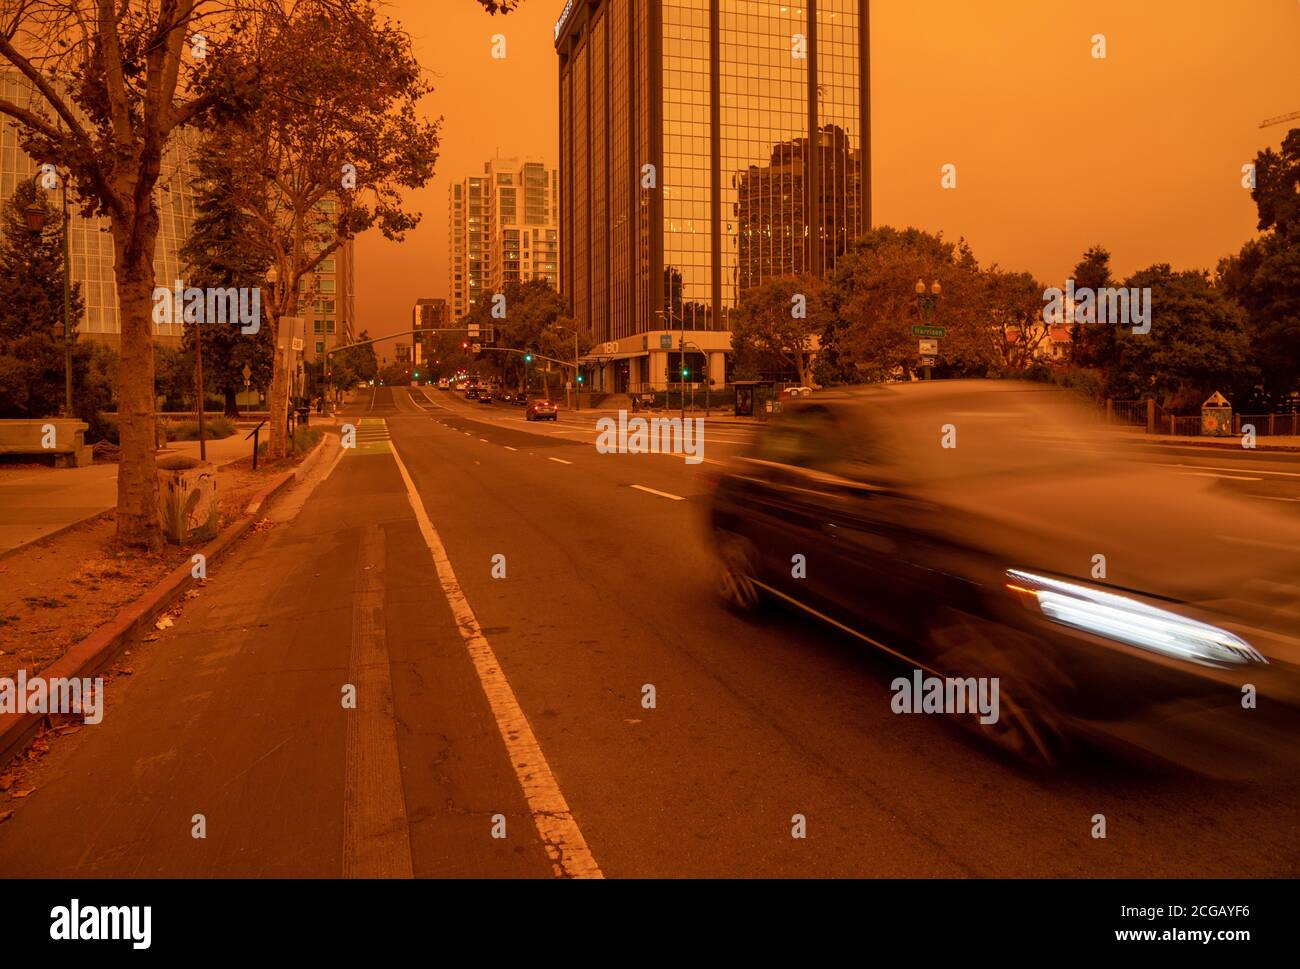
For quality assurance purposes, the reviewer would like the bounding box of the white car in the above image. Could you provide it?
[437,378,450,390]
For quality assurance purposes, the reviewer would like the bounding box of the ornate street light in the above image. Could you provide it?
[24,201,47,235]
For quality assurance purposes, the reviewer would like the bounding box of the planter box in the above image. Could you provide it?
[156,456,218,545]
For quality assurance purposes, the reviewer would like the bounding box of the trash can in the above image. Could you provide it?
[1201,391,1232,437]
[156,456,218,545]
[296,405,310,428]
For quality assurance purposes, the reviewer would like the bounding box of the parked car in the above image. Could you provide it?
[706,380,1300,771]
[525,398,559,421]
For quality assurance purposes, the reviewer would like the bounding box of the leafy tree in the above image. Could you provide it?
[1103,265,1255,409]
[822,227,991,382]
[463,279,567,391]
[0,0,268,548]
[214,4,440,460]
[1219,128,1300,409]
[982,269,1051,373]
[1066,245,1117,369]
[730,276,826,385]
[0,180,85,345]
[179,145,275,416]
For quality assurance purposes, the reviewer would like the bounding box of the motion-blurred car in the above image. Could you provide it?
[525,398,558,421]
[707,381,1300,772]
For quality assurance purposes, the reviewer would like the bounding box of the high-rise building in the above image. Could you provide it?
[448,155,560,321]
[300,196,356,365]
[412,297,450,371]
[555,0,869,392]
[0,70,199,350]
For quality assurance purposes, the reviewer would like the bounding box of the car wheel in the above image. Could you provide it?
[927,607,1069,768]
[715,529,763,613]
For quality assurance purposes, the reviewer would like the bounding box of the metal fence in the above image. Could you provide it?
[1107,400,1299,437]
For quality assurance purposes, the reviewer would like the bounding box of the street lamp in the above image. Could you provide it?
[29,172,75,417]
[551,322,582,411]
[915,279,942,381]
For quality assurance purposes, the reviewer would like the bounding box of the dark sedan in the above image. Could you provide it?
[707,381,1300,771]
[525,398,558,421]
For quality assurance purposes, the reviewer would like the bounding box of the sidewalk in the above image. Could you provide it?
[0,432,255,558]
[1112,428,1300,451]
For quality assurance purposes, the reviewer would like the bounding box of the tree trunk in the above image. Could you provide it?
[224,386,240,418]
[111,220,163,550]
[268,312,289,459]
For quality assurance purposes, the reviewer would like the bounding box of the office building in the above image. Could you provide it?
[555,0,869,392]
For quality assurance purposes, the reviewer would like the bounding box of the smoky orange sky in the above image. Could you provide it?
[356,0,1300,348]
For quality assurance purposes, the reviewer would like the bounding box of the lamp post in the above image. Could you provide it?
[914,278,942,381]
[26,171,74,417]
[551,322,582,411]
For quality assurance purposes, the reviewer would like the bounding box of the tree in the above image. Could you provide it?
[463,279,567,391]
[1103,265,1255,408]
[180,144,275,416]
[730,276,826,385]
[1066,245,1117,370]
[0,0,271,548]
[213,3,439,459]
[1219,128,1300,409]
[0,180,113,438]
[982,269,1051,373]
[823,227,991,382]
[0,180,84,344]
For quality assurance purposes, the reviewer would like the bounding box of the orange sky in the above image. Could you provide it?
[356,0,1300,343]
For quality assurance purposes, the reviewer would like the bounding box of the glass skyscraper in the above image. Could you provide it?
[556,0,869,393]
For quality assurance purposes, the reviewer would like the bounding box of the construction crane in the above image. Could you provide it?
[1259,110,1300,129]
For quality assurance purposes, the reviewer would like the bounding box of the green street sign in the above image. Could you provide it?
[912,325,945,339]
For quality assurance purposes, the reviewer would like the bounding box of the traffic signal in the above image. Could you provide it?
[462,341,469,350]
[576,374,584,384]
[524,353,533,363]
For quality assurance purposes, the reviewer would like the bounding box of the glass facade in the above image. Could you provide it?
[557,0,867,377]
[0,70,199,349]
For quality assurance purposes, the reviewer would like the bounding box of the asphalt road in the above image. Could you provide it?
[2,386,1298,877]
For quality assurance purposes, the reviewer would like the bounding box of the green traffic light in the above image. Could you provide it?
[524,353,533,363]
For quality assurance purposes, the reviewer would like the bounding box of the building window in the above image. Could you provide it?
[316,341,325,354]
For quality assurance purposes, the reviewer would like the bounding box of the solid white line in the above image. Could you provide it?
[631,484,685,501]
[1177,471,1262,481]
[1158,462,1300,478]
[547,457,572,465]
[387,442,602,879]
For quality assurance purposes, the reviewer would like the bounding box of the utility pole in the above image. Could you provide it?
[60,170,72,417]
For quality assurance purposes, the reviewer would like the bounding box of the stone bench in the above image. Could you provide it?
[0,419,92,468]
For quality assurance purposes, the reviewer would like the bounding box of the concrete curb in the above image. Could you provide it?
[1119,436,1300,453]
[0,435,329,770]
[0,509,115,566]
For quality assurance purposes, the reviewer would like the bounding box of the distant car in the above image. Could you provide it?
[477,390,494,404]
[437,378,450,390]
[707,380,1300,770]
[464,386,480,400]
[525,398,558,421]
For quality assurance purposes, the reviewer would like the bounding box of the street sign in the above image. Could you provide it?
[920,356,937,368]
[918,338,939,356]
[660,334,672,349]
[291,337,304,352]
[471,343,481,353]
[468,323,480,337]
[912,325,945,339]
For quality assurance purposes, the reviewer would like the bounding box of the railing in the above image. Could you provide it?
[1106,400,1299,436]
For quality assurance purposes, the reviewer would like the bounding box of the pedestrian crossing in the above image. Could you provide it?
[349,418,391,455]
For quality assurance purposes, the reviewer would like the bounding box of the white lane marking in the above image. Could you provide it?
[1158,462,1300,478]
[1246,495,1300,502]
[1176,471,1262,481]
[343,525,414,878]
[388,442,602,879]
[479,438,490,443]
[631,484,685,501]
[547,457,573,465]
[504,446,517,451]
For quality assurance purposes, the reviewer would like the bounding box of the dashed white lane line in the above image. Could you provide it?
[479,438,490,443]
[388,441,602,879]
[504,446,517,451]
[548,457,573,465]
[631,484,685,501]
